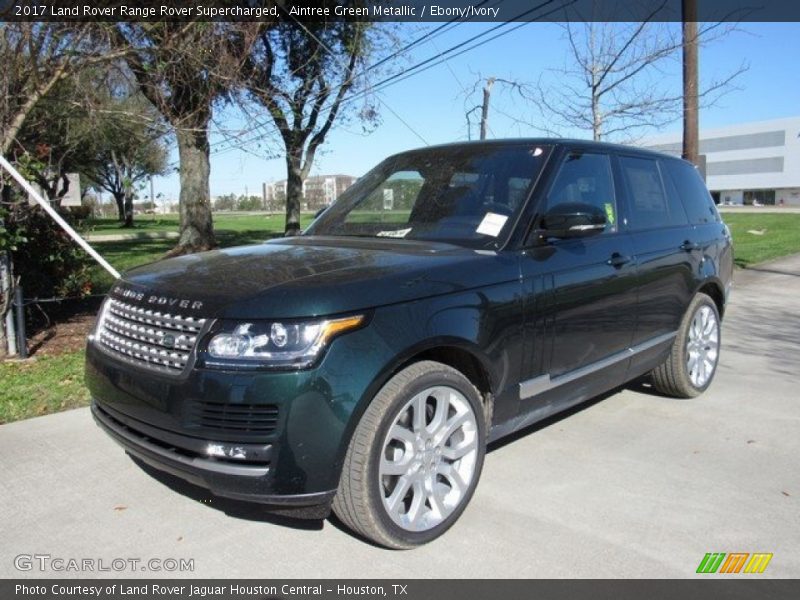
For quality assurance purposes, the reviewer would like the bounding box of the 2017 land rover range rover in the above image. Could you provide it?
[86,139,732,548]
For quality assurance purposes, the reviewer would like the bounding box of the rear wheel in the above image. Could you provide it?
[651,292,721,398]
[333,360,486,549]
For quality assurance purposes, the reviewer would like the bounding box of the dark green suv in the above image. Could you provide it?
[87,139,732,548]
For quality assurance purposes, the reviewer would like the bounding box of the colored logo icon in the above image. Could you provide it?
[697,553,773,574]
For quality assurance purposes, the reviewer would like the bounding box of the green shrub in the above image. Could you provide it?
[67,205,92,222]
[5,204,93,299]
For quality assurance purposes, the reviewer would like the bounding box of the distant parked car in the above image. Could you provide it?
[86,139,733,548]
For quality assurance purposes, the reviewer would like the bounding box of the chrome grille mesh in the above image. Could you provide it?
[96,298,206,373]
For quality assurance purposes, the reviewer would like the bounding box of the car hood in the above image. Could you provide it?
[113,236,519,319]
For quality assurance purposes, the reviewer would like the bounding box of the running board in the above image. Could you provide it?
[519,331,677,400]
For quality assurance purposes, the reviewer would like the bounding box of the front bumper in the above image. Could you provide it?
[84,313,401,509]
[92,400,336,510]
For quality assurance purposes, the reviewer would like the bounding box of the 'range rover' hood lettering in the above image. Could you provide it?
[115,285,204,311]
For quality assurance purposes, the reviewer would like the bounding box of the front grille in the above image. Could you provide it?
[186,400,280,435]
[97,298,206,373]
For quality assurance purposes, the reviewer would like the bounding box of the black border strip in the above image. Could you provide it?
[2,579,800,600]
[3,0,800,23]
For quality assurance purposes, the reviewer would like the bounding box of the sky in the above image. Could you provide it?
[146,21,800,205]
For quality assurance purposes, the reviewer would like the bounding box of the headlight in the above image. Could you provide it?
[203,315,365,369]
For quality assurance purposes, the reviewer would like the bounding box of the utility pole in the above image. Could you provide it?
[682,0,699,166]
[480,77,495,140]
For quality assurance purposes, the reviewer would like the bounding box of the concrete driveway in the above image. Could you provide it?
[2,255,799,579]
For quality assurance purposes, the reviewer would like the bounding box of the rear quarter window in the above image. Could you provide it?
[663,159,720,225]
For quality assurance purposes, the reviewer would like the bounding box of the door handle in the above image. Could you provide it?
[606,253,632,268]
[680,240,699,252]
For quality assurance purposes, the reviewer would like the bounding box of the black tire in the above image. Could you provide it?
[332,360,486,549]
[651,293,721,398]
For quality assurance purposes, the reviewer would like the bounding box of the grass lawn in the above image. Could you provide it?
[720,213,800,268]
[0,350,89,424]
[84,212,312,235]
[88,213,314,291]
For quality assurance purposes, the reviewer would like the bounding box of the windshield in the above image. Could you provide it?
[305,144,551,248]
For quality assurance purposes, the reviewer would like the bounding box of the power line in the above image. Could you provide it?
[366,3,490,73]
[207,20,477,155]
[205,19,476,157]
[210,0,574,159]
[355,1,568,97]
[209,4,521,156]
[282,11,430,145]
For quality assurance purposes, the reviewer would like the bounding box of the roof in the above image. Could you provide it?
[394,137,683,162]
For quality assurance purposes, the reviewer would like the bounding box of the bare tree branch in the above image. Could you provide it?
[242,14,380,235]
[521,15,747,141]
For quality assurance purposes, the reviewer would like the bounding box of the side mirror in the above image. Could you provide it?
[540,202,607,239]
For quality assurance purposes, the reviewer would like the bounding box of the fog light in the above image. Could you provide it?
[206,443,247,460]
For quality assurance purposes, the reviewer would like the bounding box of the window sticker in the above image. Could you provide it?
[382,189,394,210]
[476,212,508,237]
[377,228,412,238]
[604,202,615,225]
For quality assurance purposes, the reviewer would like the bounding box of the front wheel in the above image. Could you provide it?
[333,361,486,549]
[651,292,721,398]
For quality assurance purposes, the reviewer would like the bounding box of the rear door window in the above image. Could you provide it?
[619,156,688,230]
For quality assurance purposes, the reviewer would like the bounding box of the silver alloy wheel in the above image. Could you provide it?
[686,304,720,388]
[379,385,479,532]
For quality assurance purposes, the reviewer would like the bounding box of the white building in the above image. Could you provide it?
[644,116,800,206]
[270,174,357,211]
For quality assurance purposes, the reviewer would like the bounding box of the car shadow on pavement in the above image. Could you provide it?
[487,389,618,454]
[132,455,391,547]
[129,456,326,531]
[487,375,669,454]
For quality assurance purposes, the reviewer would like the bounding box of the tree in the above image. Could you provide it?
[0,22,123,156]
[528,11,745,141]
[1,22,77,155]
[15,70,108,206]
[110,23,260,254]
[546,19,682,140]
[213,193,237,212]
[237,195,263,211]
[244,18,376,235]
[85,93,169,227]
[0,21,122,358]
[12,64,169,225]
